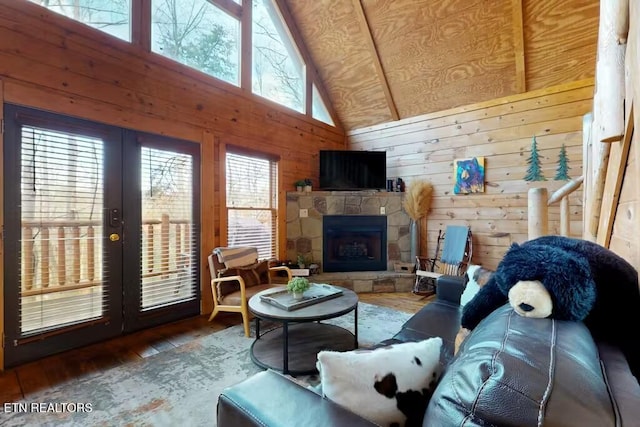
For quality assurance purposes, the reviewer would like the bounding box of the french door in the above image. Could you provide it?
[3,105,200,367]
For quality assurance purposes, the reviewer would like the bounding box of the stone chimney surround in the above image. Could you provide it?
[286,191,411,271]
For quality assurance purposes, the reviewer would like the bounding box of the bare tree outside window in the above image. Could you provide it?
[28,0,131,41]
[151,0,240,85]
[252,0,304,112]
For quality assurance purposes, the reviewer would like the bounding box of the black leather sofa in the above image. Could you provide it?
[217,276,640,426]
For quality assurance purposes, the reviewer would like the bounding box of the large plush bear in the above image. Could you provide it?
[460,235,640,381]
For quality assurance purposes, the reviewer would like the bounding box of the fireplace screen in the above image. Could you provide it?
[323,215,387,272]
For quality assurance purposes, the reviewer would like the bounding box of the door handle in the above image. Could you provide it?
[109,233,120,242]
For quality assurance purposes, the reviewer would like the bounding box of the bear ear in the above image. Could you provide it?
[509,242,520,250]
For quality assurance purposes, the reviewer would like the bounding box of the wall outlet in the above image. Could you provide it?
[300,209,308,218]
[380,206,386,214]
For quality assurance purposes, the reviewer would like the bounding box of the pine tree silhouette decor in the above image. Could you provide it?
[524,136,546,181]
[554,144,571,181]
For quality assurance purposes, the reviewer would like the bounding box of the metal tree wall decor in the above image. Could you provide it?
[524,136,546,181]
[554,144,571,181]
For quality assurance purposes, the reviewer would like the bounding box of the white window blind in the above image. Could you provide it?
[20,126,106,335]
[140,147,198,310]
[226,152,277,260]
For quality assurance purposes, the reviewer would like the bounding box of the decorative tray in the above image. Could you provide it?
[260,284,343,311]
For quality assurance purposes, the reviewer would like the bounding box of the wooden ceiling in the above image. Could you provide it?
[283,0,600,131]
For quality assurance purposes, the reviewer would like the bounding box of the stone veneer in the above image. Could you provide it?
[286,190,411,274]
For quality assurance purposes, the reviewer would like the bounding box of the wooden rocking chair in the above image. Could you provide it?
[414,225,472,296]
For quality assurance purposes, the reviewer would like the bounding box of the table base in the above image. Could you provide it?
[250,323,356,375]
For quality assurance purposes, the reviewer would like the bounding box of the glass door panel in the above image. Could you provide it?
[122,133,200,332]
[3,105,122,368]
[20,126,106,333]
[140,147,197,309]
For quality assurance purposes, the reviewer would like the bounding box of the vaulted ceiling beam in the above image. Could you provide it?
[351,0,400,121]
[511,0,527,93]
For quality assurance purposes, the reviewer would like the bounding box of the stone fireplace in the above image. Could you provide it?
[286,191,411,272]
[323,215,387,272]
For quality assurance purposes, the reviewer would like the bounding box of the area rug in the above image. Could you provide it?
[1,302,412,427]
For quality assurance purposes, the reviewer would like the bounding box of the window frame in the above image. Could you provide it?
[251,0,306,112]
[149,0,242,87]
[224,147,280,260]
[26,0,339,129]
[27,0,133,42]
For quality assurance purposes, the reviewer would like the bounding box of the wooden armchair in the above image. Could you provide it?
[208,247,292,337]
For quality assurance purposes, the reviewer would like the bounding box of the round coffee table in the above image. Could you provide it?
[248,285,358,375]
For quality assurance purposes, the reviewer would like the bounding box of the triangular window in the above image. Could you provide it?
[252,0,305,113]
[312,84,334,126]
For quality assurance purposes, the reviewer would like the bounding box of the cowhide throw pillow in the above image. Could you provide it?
[317,338,442,427]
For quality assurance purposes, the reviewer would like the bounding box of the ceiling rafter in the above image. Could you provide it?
[511,0,526,93]
[351,0,399,121]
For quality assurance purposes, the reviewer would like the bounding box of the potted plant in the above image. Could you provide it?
[294,180,306,192]
[297,254,306,269]
[303,178,312,192]
[287,276,310,300]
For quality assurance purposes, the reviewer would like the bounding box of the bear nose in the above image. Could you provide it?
[519,303,535,312]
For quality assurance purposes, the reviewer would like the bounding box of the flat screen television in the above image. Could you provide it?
[319,150,387,190]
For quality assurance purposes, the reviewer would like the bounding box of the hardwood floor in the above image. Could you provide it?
[0,292,433,403]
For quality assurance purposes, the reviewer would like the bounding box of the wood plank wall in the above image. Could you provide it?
[607,0,639,271]
[349,80,594,270]
[0,1,346,318]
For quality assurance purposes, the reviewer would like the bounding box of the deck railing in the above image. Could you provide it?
[21,214,192,296]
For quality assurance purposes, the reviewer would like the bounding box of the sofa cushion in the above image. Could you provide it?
[392,299,461,367]
[218,370,376,427]
[425,305,619,426]
[317,338,442,427]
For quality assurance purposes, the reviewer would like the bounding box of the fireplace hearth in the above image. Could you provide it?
[323,215,387,272]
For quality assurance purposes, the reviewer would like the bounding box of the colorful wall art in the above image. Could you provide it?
[453,157,485,194]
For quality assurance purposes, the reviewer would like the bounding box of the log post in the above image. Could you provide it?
[87,225,95,282]
[548,176,584,205]
[23,227,34,291]
[560,196,570,237]
[147,223,154,273]
[614,0,629,44]
[41,227,50,288]
[595,0,626,143]
[582,113,594,240]
[528,187,548,240]
[72,226,80,283]
[57,226,66,286]
[161,214,170,276]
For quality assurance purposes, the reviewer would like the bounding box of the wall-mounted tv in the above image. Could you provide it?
[319,150,387,190]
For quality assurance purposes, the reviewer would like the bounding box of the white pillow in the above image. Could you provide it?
[317,338,442,427]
